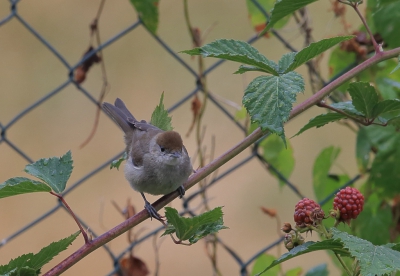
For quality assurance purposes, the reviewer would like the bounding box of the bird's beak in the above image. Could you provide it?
[171,151,181,158]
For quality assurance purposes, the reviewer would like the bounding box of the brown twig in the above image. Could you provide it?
[50,192,89,244]
[80,0,110,149]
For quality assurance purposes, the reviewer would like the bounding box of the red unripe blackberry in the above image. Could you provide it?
[294,198,324,228]
[333,187,364,223]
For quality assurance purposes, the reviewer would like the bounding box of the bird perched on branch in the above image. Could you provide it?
[103,98,193,221]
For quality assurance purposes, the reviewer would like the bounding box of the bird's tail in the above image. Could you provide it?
[102,98,137,134]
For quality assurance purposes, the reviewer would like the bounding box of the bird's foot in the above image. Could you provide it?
[177,185,185,199]
[144,200,164,221]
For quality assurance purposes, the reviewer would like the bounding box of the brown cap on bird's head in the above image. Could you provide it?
[156,131,183,151]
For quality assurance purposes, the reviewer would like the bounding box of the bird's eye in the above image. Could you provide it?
[160,147,165,152]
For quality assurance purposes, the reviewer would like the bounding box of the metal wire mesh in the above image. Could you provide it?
[0,0,360,275]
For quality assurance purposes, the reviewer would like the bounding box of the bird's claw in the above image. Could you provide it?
[144,201,164,221]
[177,185,185,199]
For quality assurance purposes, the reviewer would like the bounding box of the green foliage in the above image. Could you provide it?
[259,135,295,187]
[242,73,304,144]
[352,194,392,245]
[110,152,128,170]
[355,127,370,172]
[150,92,173,131]
[260,0,319,34]
[162,207,227,244]
[373,0,400,48]
[370,132,400,195]
[331,228,400,276]
[329,102,363,116]
[255,240,348,275]
[304,264,328,276]
[250,254,280,276]
[390,56,400,74]
[0,232,80,275]
[283,36,354,73]
[246,0,290,32]
[0,177,51,199]
[348,82,379,119]
[295,82,400,136]
[182,39,279,75]
[292,113,347,137]
[24,151,73,194]
[129,0,159,34]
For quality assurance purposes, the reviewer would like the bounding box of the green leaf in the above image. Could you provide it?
[373,1,400,48]
[255,240,348,275]
[355,127,371,173]
[246,0,290,33]
[0,254,34,275]
[284,36,354,73]
[331,228,400,276]
[261,0,318,33]
[352,194,392,245]
[0,177,51,199]
[188,218,227,244]
[292,113,347,137]
[348,82,379,119]
[25,231,80,270]
[150,92,173,131]
[251,254,280,276]
[372,99,400,118]
[242,72,304,144]
[24,151,73,194]
[370,133,400,196]
[129,0,159,35]
[181,39,279,75]
[390,56,400,74]
[259,135,294,187]
[163,207,227,244]
[0,232,79,275]
[277,52,296,73]
[329,101,364,116]
[110,152,128,170]
[387,115,400,129]
[234,65,270,74]
[305,264,328,276]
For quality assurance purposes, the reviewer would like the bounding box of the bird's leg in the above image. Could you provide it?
[141,192,163,221]
[177,185,185,199]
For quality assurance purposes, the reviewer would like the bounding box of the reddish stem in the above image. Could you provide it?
[351,2,381,54]
[50,192,89,244]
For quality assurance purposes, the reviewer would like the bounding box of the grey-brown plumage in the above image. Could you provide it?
[103,98,192,220]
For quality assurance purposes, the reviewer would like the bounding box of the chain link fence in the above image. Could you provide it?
[0,0,361,275]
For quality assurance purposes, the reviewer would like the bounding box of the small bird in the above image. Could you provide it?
[103,98,193,220]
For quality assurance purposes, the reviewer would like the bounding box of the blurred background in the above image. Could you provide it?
[0,0,361,275]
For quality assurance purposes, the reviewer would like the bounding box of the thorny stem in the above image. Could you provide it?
[44,44,400,276]
[351,2,381,54]
[49,192,89,244]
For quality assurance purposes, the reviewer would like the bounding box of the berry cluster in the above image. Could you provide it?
[293,198,324,228]
[333,187,364,223]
